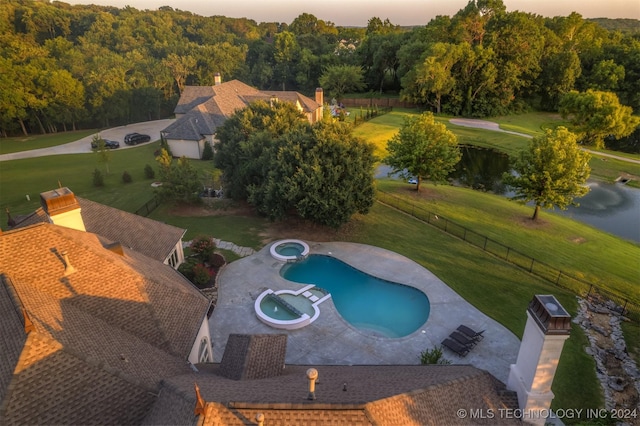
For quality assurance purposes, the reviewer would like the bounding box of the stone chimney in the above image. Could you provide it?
[315,88,324,122]
[214,72,222,86]
[40,188,85,232]
[507,295,571,425]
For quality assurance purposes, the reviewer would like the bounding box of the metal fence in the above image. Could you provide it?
[376,189,639,322]
[134,195,161,217]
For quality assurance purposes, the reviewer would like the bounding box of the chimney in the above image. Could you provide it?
[306,368,318,400]
[62,250,77,275]
[214,72,222,86]
[40,188,86,232]
[315,88,324,122]
[507,295,571,425]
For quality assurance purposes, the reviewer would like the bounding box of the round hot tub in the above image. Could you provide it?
[270,239,310,262]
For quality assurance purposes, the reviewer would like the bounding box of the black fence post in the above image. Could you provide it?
[529,258,535,273]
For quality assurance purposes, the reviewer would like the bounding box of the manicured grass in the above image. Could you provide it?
[621,322,640,367]
[377,179,640,305]
[149,203,267,249]
[489,111,568,136]
[0,129,98,154]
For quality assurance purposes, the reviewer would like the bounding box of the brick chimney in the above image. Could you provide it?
[507,295,571,425]
[214,72,222,86]
[315,88,324,122]
[40,188,86,232]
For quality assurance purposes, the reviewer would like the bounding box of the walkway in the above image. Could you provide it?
[183,238,255,257]
[210,241,521,384]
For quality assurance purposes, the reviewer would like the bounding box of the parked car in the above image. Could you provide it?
[124,133,151,145]
[408,177,418,184]
[91,139,120,149]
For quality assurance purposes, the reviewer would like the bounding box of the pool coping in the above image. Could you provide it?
[210,241,521,384]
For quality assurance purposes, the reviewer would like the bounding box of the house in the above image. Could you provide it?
[161,74,324,159]
[0,219,212,424]
[8,187,186,269]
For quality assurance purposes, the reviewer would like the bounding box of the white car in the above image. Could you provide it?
[408,177,418,184]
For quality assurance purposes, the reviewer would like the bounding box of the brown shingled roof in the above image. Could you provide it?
[0,223,210,425]
[76,197,186,263]
[153,364,520,426]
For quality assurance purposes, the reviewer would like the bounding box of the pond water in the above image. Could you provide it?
[378,146,640,243]
[451,146,640,243]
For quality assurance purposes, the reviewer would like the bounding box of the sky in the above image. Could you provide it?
[63,0,640,26]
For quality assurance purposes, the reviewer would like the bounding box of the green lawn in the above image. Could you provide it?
[0,129,98,154]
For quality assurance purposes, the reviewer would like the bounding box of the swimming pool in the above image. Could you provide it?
[281,254,430,338]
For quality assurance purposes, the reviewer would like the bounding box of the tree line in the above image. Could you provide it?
[1,0,639,141]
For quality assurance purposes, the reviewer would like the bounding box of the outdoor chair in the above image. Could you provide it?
[449,330,477,348]
[457,325,485,342]
[441,337,470,357]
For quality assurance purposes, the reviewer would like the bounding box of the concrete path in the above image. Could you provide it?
[449,117,640,165]
[210,241,521,384]
[183,239,256,258]
[0,119,175,161]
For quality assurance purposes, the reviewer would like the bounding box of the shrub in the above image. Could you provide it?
[144,164,155,179]
[92,168,104,187]
[192,263,213,288]
[190,235,216,262]
[178,261,195,281]
[201,141,213,160]
[208,253,226,269]
[122,171,132,183]
[160,135,173,157]
[420,346,451,365]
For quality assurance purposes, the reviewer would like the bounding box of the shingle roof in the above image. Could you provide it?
[152,364,520,425]
[0,223,210,425]
[218,334,287,381]
[77,197,186,263]
[164,80,321,141]
[10,196,186,265]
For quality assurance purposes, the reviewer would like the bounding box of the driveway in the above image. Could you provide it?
[0,119,175,161]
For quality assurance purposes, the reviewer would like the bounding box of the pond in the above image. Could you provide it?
[449,146,640,243]
[378,146,640,243]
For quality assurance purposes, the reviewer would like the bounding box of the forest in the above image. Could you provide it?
[1,0,639,139]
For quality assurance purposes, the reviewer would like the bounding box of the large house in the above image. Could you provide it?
[0,188,212,425]
[161,74,324,159]
[0,189,570,425]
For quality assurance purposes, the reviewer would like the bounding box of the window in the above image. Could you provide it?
[198,337,212,363]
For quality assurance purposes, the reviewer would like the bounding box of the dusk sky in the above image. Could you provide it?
[63,0,640,26]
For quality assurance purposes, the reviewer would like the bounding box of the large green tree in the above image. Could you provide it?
[385,112,461,192]
[503,127,591,221]
[318,65,365,101]
[214,101,375,228]
[559,90,640,148]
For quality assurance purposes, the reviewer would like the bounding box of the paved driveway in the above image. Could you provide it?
[0,119,175,161]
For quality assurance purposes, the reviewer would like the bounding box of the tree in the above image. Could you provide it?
[559,90,640,148]
[214,102,375,228]
[93,134,112,174]
[385,112,461,192]
[155,149,202,203]
[503,127,591,221]
[318,65,365,101]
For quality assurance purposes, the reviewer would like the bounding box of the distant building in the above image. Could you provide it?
[161,73,324,159]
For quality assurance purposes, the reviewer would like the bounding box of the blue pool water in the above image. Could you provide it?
[281,255,430,338]
[275,242,304,257]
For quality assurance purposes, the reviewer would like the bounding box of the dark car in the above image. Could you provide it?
[91,139,120,149]
[124,133,151,145]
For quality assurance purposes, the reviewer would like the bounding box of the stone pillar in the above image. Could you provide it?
[507,295,571,425]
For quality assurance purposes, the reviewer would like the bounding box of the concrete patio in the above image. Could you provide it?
[209,241,521,383]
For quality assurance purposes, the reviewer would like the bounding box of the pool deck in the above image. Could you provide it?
[209,241,521,384]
